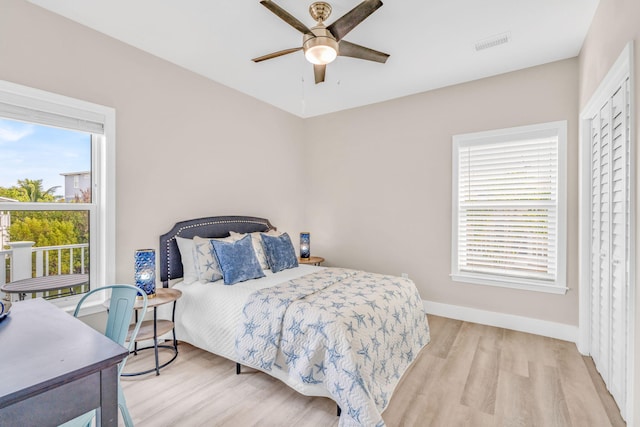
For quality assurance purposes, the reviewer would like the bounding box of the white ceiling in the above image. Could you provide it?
[27,0,600,118]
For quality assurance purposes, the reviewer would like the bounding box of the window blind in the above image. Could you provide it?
[456,136,559,283]
[0,101,104,134]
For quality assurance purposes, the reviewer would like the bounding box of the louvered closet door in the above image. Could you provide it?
[608,82,629,406]
[589,78,630,415]
[590,107,606,381]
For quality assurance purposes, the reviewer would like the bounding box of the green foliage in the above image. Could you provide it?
[9,211,89,245]
[1,179,60,202]
[1,178,88,245]
[9,216,78,246]
[16,179,60,202]
[9,214,87,275]
[1,179,89,275]
[0,186,27,201]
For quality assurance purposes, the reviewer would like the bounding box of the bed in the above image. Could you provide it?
[159,216,430,426]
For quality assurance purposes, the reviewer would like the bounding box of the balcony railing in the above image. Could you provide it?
[1,241,89,302]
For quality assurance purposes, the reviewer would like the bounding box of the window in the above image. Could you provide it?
[0,80,115,310]
[451,121,567,294]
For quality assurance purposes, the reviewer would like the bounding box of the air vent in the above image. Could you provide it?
[474,32,511,51]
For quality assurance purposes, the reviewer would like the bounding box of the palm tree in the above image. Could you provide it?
[16,179,60,202]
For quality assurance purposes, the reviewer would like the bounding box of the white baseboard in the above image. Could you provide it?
[423,300,579,343]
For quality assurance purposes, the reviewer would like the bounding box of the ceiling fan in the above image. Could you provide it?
[252,0,389,84]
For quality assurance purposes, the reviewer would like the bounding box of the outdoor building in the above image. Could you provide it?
[60,171,91,202]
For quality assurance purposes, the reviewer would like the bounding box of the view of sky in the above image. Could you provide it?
[0,118,91,198]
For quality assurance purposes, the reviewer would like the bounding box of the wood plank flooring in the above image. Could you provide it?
[121,315,626,426]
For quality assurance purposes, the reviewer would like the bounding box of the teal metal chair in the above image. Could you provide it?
[59,284,148,427]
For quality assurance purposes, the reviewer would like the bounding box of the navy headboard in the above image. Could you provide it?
[159,215,275,286]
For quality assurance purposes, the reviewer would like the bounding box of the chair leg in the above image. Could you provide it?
[56,411,94,427]
[118,382,135,427]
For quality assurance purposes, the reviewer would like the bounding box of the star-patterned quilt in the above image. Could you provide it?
[236,268,430,426]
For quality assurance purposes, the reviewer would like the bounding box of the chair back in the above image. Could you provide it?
[74,284,148,352]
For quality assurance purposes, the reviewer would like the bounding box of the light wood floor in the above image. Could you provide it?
[121,315,626,426]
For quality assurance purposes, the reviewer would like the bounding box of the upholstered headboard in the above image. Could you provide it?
[159,215,275,286]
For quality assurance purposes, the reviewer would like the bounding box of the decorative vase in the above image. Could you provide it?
[300,232,310,259]
[134,249,156,298]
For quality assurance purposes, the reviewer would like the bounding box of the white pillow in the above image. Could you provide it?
[175,236,198,285]
[230,230,281,270]
[192,234,243,283]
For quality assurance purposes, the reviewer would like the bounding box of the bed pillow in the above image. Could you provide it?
[211,234,265,285]
[175,236,198,285]
[260,232,298,273]
[192,236,225,283]
[229,230,282,270]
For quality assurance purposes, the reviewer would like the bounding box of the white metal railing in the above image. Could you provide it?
[33,243,88,277]
[0,249,12,287]
[1,241,89,301]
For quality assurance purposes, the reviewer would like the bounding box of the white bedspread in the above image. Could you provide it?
[236,268,430,427]
[163,264,430,423]
[169,265,322,364]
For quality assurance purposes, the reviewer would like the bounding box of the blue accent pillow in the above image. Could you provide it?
[260,232,299,273]
[211,234,265,285]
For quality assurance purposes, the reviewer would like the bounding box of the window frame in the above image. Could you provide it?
[0,80,115,312]
[451,121,568,294]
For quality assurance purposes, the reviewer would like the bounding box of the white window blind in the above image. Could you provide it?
[452,121,567,293]
[0,101,104,134]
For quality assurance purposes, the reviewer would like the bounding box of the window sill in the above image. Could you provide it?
[450,273,568,295]
[50,295,107,317]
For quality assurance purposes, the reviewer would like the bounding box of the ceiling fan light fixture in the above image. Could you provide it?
[254,0,389,83]
[303,26,339,65]
[305,45,337,65]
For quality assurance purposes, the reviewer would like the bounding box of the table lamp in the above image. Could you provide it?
[300,232,310,259]
[134,249,156,298]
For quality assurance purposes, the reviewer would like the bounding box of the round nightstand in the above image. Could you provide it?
[119,287,182,376]
[298,256,325,266]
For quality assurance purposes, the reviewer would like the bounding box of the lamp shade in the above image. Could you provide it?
[134,249,156,298]
[303,27,339,65]
[300,232,311,259]
[304,45,337,65]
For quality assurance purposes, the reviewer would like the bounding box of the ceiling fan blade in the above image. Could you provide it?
[252,47,302,63]
[338,40,389,63]
[314,64,326,84]
[327,0,383,41]
[260,0,314,36]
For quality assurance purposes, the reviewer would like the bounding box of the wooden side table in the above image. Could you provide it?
[298,256,325,266]
[121,287,182,376]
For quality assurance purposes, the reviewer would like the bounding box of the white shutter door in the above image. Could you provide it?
[590,112,603,374]
[608,82,629,409]
[588,77,630,417]
[596,100,612,384]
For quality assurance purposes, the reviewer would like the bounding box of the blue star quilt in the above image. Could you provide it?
[236,268,430,426]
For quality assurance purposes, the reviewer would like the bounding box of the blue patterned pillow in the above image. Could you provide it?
[211,234,265,285]
[260,232,299,273]
[192,236,224,282]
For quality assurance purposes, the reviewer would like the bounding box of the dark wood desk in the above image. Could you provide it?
[0,298,128,427]
[1,273,89,300]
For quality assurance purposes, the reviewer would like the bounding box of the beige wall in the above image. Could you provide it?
[0,1,583,329]
[0,0,307,286]
[304,58,580,326]
[579,0,640,422]
[3,0,635,420]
